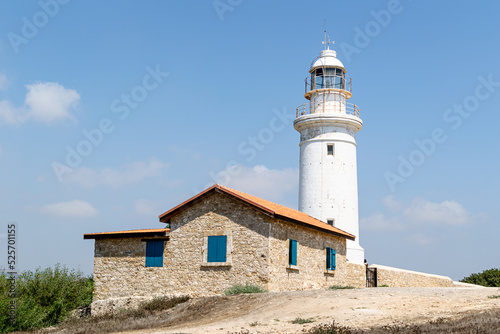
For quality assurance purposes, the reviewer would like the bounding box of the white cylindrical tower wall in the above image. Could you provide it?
[294,46,364,264]
[310,91,347,114]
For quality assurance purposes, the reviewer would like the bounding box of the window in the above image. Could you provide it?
[327,144,334,156]
[327,219,335,226]
[289,239,297,266]
[207,235,227,262]
[145,240,164,267]
[326,247,336,270]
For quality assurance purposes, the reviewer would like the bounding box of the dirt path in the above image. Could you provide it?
[119,287,500,334]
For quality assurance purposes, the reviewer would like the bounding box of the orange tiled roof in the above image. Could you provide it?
[84,228,169,239]
[159,184,355,240]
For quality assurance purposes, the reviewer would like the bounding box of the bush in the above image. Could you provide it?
[0,264,93,333]
[60,295,190,333]
[223,283,267,295]
[460,268,500,287]
[327,285,355,290]
[308,321,356,333]
[291,317,314,324]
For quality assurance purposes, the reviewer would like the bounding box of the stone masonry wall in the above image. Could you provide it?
[93,238,173,301]
[267,220,365,290]
[92,193,271,301]
[371,264,455,287]
[163,193,271,297]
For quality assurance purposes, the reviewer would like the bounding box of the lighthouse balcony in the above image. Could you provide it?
[296,102,360,118]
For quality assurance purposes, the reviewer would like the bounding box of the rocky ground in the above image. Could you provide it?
[112,286,500,334]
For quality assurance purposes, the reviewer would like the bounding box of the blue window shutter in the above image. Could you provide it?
[218,235,227,262]
[289,239,297,266]
[331,248,336,270]
[207,236,217,262]
[208,235,227,262]
[326,247,336,270]
[155,241,164,267]
[145,241,154,267]
[145,241,164,267]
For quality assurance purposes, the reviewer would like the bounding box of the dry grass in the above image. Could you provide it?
[307,309,500,333]
[32,296,190,334]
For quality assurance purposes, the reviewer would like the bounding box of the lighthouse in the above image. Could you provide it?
[293,35,364,264]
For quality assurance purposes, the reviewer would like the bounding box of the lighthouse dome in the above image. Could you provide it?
[310,49,345,72]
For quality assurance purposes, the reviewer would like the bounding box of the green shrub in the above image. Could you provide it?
[0,264,93,333]
[327,285,355,290]
[291,317,314,324]
[460,268,500,287]
[223,283,267,295]
[307,321,356,333]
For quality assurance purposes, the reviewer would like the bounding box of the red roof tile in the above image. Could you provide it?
[159,184,355,240]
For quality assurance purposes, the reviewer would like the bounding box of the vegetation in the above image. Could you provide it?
[0,265,93,333]
[327,285,355,290]
[59,295,190,334]
[460,268,500,287]
[223,283,267,295]
[307,310,500,333]
[291,317,314,324]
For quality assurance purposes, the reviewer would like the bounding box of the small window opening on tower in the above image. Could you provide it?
[327,219,335,226]
[327,144,334,156]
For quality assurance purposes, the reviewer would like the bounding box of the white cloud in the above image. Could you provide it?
[405,233,433,246]
[64,159,170,188]
[0,100,20,124]
[361,197,479,231]
[381,195,404,213]
[222,164,298,204]
[360,212,404,231]
[0,82,80,125]
[402,198,471,226]
[134,199,165,216]
[41,200,98,218]
[0,73,8,90]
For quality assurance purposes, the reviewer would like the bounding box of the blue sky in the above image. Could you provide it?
[0,1,499,281]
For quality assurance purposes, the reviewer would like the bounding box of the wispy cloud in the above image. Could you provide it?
[0,73,8,90]
[222,164,298,204]
[41,200,98,218]
[64,159,170,188]
[360,212,405,231]
[361,196,481,231]
[405,233,434,246]
[134,198,166,216]
[0,82,80,125]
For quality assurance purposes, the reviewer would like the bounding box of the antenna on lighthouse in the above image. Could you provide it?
[322,23,334,50]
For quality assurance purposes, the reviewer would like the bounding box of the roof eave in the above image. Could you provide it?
[274,214,356,241]
[84,231,169,240]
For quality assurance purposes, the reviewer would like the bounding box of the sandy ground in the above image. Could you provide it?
[119,287,500,334]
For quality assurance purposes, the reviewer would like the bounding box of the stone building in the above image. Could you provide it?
[84,184,367,305]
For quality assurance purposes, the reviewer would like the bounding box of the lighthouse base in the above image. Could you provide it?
[346,240,365,265]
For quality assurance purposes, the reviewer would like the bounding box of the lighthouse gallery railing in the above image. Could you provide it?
[296,102,360,118]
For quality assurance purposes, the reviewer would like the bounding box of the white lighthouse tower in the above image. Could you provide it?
[294,35,364,264]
